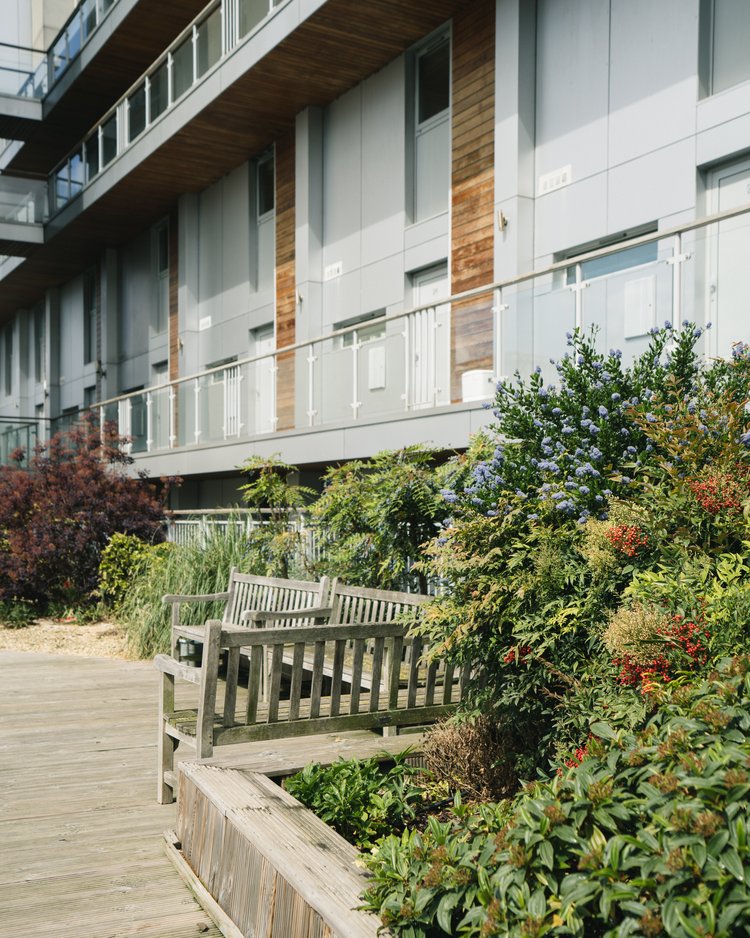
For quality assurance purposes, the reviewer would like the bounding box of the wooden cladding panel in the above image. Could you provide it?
[451,0,495,401]
[275,133,296,432]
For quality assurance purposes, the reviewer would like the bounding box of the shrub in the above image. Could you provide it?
[363,659,750,938]
[450,325,704,525]
[421,714,518,801]
[283,751,424,849]
[98,533,156,609]
[238,455,316,579]
[311,445,450,593]
[0,599,38,628]
[0,417,169,608]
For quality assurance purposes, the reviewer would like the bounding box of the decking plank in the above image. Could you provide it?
[0,650,222,938]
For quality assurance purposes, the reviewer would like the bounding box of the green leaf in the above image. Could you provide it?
[722,847,745,881]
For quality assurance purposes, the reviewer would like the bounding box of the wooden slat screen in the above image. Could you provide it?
[450,0,496,401]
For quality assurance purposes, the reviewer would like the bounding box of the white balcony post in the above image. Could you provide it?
[402,314,410,411]
[430,307,438,408]
[192,25,198,84]
[351,330,360,419]
[168,386,176,447]
[493,287,509,381]
[97,125,103,176]
[666,232,691,330]
[145,75,151,126]
[193,379,201,444]
[306,346,317,426]
[143,392,152,452]
[167,53,174,107]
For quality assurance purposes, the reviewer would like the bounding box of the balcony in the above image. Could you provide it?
[1,0,211,178]
[11,203,743,476]
[0,0,466,317]
[0,42,45,140]
[0,177,46,255]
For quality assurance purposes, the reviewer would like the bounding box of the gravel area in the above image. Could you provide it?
[0,618,132,659]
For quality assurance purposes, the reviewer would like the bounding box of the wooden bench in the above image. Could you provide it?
[156,617,467,802]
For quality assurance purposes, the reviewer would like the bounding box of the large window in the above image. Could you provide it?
[153,223,169,335]
[3,324,12,397]
[412,34,450,222]
[255,152,275,292]
[83,268,98,365]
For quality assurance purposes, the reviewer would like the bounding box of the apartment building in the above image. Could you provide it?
[0,0,748,506]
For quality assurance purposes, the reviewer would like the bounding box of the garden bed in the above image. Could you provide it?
[170,761,388,938]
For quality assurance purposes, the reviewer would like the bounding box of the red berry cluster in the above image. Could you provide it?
[503,644,533,664]
[564,744,589,768]
[665,613,709,659]
[688,470,747,515]
[614,654,670,689]
[614,615,709,691]
[605,523,649,557]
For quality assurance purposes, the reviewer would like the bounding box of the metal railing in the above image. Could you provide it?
[49,0,284,213]
[10,200,750,465]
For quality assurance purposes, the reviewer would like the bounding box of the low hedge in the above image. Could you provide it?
[363,658,750,937]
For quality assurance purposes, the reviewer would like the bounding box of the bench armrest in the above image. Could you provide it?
[239,605,333,624]
[162,591,231,605]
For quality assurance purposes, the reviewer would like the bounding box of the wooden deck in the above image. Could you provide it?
[0,650,223,938]
[0,649,422,937]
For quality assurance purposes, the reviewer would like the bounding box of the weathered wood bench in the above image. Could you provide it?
[156,617,466,803]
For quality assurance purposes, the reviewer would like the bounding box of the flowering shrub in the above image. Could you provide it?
[447,324,704,524]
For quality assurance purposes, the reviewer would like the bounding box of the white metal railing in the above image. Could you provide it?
[32,200,750,461]
[48,0,283,214]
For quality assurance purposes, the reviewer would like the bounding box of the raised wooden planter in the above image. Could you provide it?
[167,761,388,938]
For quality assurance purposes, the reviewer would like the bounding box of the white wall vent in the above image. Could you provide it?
[324,261,343,281]
[537,165,572,196]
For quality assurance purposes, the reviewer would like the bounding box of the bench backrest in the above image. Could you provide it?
[210,619,468,744]
[329,581,428,625]
[224,569,330,625]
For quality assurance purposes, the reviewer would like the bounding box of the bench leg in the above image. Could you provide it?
[196,620,222,760]
[223,646,240,727]
[158,670,177,804]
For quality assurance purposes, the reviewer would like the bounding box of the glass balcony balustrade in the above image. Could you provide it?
[49,0,282,214]
[0,0,120,105]
[36,207,740,467]
[0,176,47,226]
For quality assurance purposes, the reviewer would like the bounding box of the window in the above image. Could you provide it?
[3,324,12,396]
[33,305,45,383]
[418,40,450,124]
[333,311,386,349]
[708,0,750,94]
[84,386,96,409]
[255,153,275,292]
[257,154,275,218]
[412,34,450,222]
[83,268,97,365]
[563,227,659,284]
[153,223,169,335]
